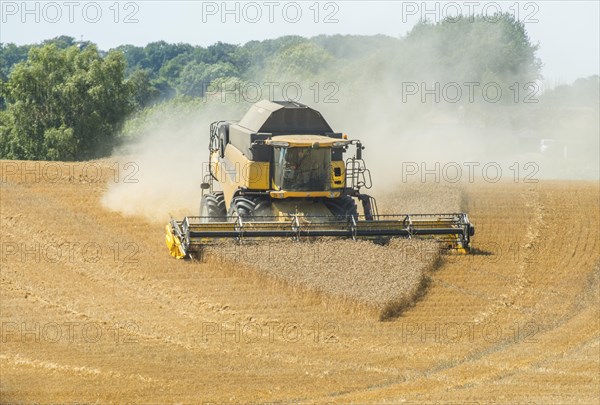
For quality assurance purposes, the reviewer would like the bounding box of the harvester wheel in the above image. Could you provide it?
[324,196,359,221]
[199,192,226,222]
[228,195,272,220]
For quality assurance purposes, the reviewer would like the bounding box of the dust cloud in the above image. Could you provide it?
[318,81,600,188]
[103,28,598,221]
[101,102,247,222]
[313,74,599,189]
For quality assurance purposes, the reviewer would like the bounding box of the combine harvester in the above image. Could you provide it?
[166,100,474,259]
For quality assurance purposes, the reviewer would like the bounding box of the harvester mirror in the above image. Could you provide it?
[356,142,363,160]
[200,182,210,190]
[218,123,229,158]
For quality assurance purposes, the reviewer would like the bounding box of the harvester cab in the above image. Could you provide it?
[166,100,474,259]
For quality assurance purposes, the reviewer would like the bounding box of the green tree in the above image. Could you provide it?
[128,69,159,107]
[401,14,542,85]
[0,43,32,109]
[115,44,148,75]
[176,61,239,97]
[267,41,334,79]
[0,43,32,78]
[2,44,143,160]
[242,36,307,76]
[145,41,193,73]
[42,35,78,49]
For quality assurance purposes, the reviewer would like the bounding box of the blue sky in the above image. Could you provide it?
[1,1,598,83]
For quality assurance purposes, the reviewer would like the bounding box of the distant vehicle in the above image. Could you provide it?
[540,139,556,154]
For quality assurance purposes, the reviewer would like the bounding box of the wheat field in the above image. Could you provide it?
[1,160,599,404]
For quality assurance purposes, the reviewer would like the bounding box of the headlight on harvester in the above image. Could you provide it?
[269,141,290,147]
[332,141,351,147]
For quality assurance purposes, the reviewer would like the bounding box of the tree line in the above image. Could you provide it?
[0,14,558,161]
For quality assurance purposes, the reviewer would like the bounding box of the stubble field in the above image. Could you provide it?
[1,159,598,404]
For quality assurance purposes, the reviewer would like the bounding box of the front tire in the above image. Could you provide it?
[324,196,359,221]
[199,192,226,222]
[227,195,272,221]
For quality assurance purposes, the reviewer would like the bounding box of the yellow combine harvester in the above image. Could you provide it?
[166,100,474,259]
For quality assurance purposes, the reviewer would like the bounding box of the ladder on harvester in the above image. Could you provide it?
[346,157,372,191]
